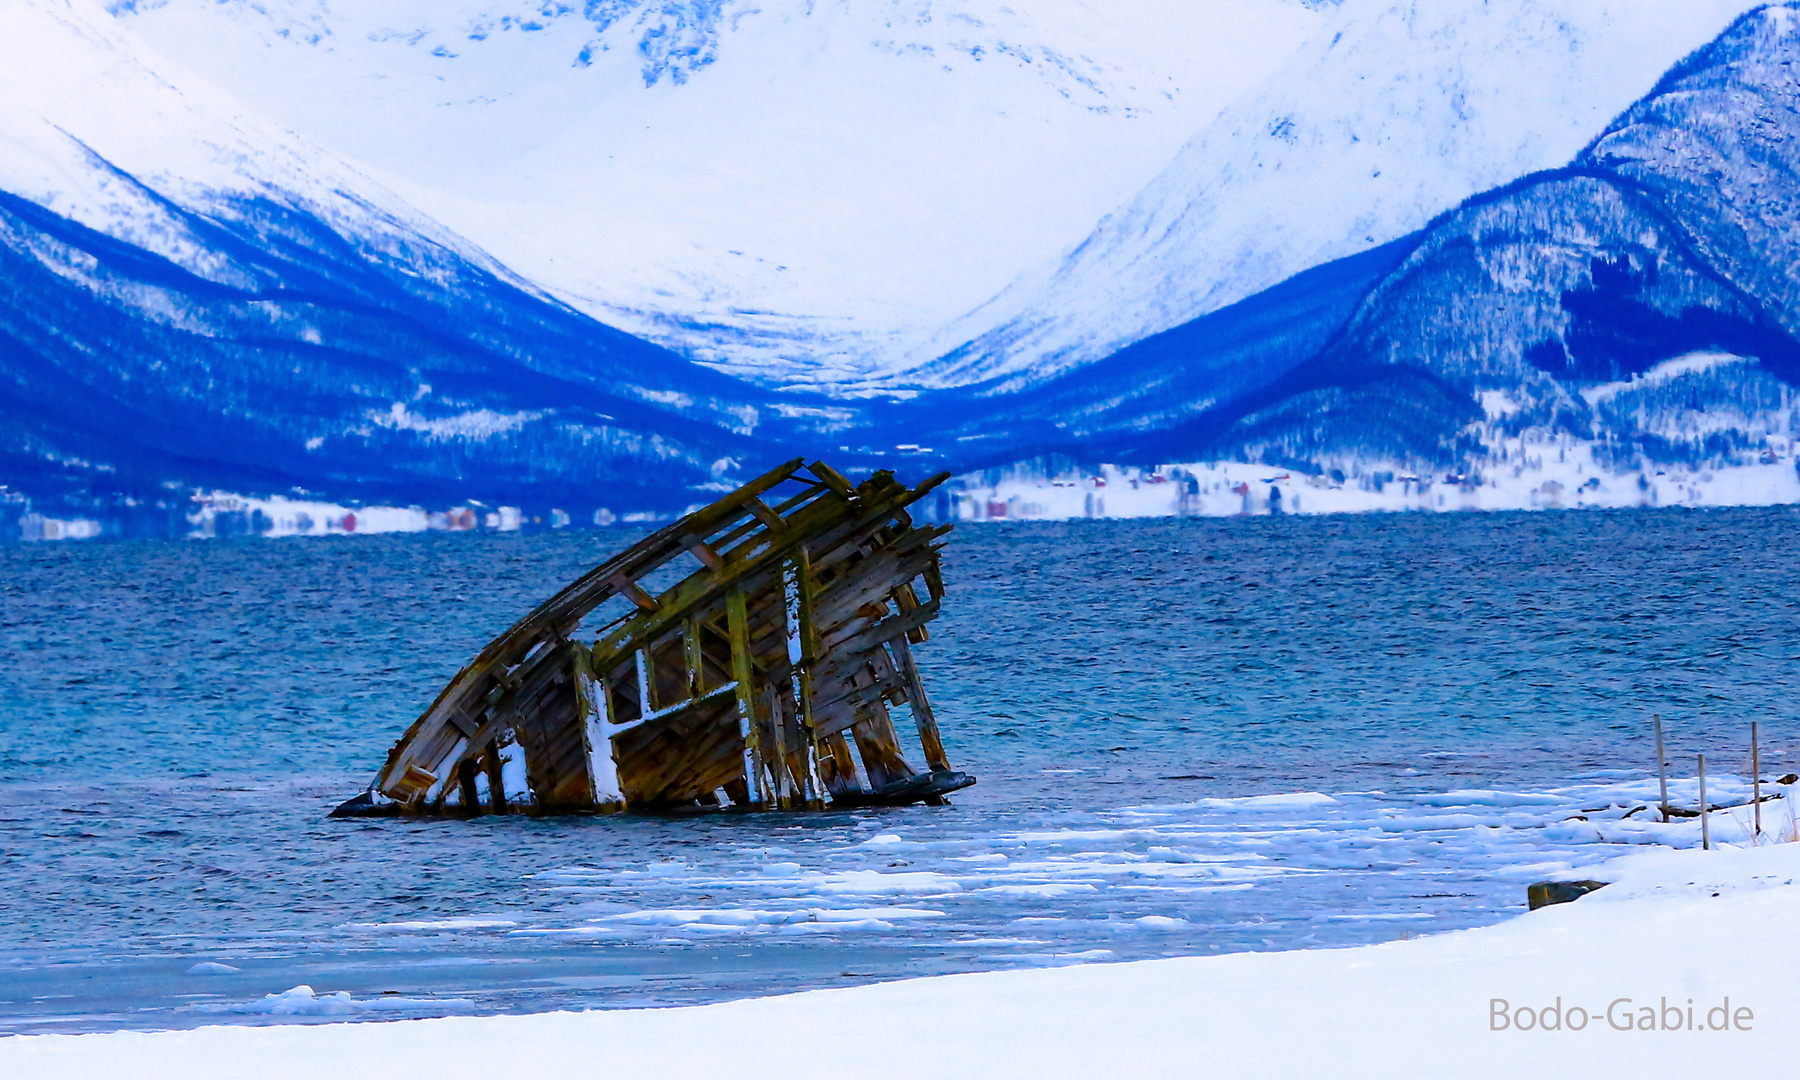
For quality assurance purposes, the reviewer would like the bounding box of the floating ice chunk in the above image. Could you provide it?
[195,985,475,1016]
[812,871,962,895]
[185,962,240,975]
[814,908,946,921]
[863,834,906,847]
[781,919,895,934]
[1134,916,1189,930]
[598,906,947,930]
[1005,828,1159,844]
[985,949,1115,966]
[1198,792,1338,809]
[214,986,358,1016]
[978,883,1101,898]
[1406,791,1571,807]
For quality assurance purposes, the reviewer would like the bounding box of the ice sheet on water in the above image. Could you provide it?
[596,907,946,927]
[977,949,1116,966]
[1405,791,1570,807]
[1196,792,1339,809]
[194,985,474,1016]
[344,918,519,932]
[978,884,1101,898]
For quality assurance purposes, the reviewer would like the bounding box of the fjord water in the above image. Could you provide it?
[4,509,1798,1033]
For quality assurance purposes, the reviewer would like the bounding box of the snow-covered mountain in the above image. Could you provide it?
[108,0,1323,383]
[823,2,1800,498]
[10,0,1800,535]
[1206,0,1800,476]
[907,0,1768,391]
[0,0,804,526]
[979,2,1800,491]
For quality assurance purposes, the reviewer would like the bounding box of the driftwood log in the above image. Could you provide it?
[332,460,974,817]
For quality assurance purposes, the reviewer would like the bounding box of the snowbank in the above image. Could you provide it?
[4,840,1795,1078]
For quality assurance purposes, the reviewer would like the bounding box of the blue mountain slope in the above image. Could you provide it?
[848,238,1416,472]
[16,3,1800,530]
[1164,2,1800,471]
[0,158,806,527]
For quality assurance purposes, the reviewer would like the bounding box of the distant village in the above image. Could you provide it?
[9,426,1800,543]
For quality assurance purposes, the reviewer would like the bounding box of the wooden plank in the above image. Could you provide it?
[850,701,915,792]
[484,751,507,814]
[726,586,766,807]
[893,581,928,643]
[608,572,659,613]
[680,534,725,572]
[807,460,859,498]
[784,551,826,808]
[591,473,946,671]
[572,642,625,811]
[828,599,940,659]
[684,615,704,698]
[457,761,480,817]
[748,498,787,533]
[817,732,864,797]
[763,680,792,807]
[889,634,948,771]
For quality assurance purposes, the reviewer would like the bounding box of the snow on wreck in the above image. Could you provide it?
[332,460,975,817]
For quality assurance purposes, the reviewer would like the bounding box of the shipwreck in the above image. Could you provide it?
[332,460,974,817]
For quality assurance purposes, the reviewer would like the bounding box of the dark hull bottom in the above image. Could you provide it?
[330,771,976,818]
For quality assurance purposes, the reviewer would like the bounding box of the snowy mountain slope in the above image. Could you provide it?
[1135,3,1800,476]
[0,0,805,522]
[904,0,1766,391]
[835,237,1415,472]
[107,0,1325,381]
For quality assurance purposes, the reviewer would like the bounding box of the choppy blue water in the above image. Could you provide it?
[4,509,1799,1034]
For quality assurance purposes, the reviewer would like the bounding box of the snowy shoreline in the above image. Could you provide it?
[4,839,1795,1078]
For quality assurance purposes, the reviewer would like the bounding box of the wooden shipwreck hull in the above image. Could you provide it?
[332,460,974,817]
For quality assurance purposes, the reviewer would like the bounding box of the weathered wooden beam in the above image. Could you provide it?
[889,634,949,772]
[784,550,827,808]
[484,751,507,814]
[680,534,725,572]
[807,460,858,498]
[572,643,626,811]
[726,586,767,808]
[763,680,792,807]
[592,472,947,663]
[748,498,786,533]
[829,598,940,660]
[683,615,704,698]
[609,572,659,613]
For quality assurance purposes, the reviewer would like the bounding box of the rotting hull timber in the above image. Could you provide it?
[331,460,975,817]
